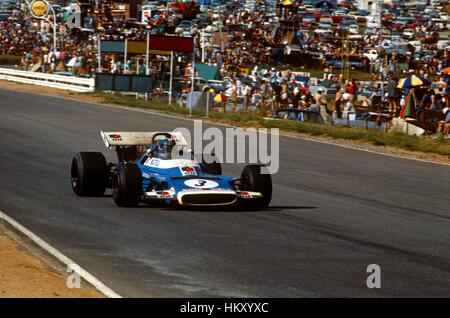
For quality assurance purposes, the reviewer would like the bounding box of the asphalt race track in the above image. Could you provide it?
[0,87,449,297]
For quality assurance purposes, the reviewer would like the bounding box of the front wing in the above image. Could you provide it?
[143,189,263,206]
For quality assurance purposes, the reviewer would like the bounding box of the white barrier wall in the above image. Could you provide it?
[0,68,95,92]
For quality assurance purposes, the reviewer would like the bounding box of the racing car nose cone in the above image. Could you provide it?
[177,190,237,206]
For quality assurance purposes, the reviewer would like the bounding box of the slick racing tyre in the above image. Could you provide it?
[112,162,142,207]
[71,152,108,197]
[241,165,272,209]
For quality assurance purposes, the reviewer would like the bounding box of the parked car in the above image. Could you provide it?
[403,29,415,40]
[348,24,360,34]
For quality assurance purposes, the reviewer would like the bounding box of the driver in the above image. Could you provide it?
[154,138,176,160]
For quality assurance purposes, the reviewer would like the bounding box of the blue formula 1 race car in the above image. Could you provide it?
[70,131,272,209]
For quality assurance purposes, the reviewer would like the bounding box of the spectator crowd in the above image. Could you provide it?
[0,0,449,134]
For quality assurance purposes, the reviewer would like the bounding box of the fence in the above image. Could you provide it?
[95,73,153,93]
[0,67,95,92]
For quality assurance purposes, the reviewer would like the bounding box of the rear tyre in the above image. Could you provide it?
[240,165,272,209]
[112,162,142,207]
[71,152,108,196]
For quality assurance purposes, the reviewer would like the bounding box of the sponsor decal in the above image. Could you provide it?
[184,179,219,189]
[180,166,197,176]
[150,158,160,166]
[30,0,48,18]
[109,134,122,141]
[156,191,172,199]
[181,188,230,192]
[144,158,160,167]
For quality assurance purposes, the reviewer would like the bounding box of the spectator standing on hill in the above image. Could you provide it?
[437,107,450,136]
[387,76,399,115]
[334,89,343,119]
[292,85,300,109]
[341,78,348,93]
[281,79,289,108]
[314,88,326,107]
[342,93,355,119]
[242,82,251,110]
[259,80,268,114]
[273,81,282,110]
[304,90,314,106]
[231,80,238,109]
[349,79,357,102]
[417,88,435,117]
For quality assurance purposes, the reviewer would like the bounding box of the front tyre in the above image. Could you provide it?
[112,162,142,207]
[71,152,108,196]
[241,165,272,209]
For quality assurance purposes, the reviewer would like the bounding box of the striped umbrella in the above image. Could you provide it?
[400,90,416,119]
[213,93,228,103]
[397,75,431,89]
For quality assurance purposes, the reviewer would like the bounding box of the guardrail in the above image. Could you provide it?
[0,68,95,92]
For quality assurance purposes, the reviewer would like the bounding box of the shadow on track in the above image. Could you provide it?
[136,202,318,214]
[264,206,317,212]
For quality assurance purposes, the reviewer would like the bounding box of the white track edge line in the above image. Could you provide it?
[0,210,122,298]
[2,87,449,166]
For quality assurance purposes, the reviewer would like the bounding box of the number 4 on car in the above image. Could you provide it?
[70,131,272,209]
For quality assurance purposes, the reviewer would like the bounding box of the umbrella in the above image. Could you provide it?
[282,0,293,5]
[400,90,416,119]
[439,67,450,74]
[213,93,228,103]
[397,75,430,89]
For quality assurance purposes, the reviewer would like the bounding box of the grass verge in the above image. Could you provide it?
[86,91,450,157]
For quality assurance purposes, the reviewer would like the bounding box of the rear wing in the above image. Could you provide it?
[100,131,189,149]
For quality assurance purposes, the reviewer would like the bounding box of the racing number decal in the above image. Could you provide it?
[194,180,207,187]
[184,179,219,189]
